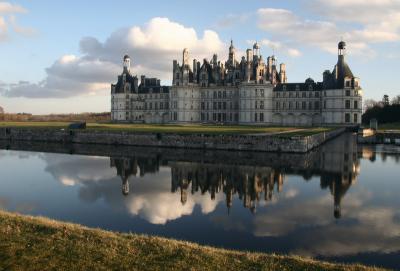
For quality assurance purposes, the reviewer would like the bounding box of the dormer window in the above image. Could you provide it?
[295,85,300,91]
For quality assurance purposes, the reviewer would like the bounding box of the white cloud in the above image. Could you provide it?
[256,7,388,56]
[260,39,302,57]
[1,17,226,98]
[0,2,27,13]
[0,2,33,41]
[0,16,6,41]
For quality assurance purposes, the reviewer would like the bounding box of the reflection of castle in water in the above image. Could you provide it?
[110,134,360,218]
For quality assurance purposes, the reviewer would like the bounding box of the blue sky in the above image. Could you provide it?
[0,0,399,114]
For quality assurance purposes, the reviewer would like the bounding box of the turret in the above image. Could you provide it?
[279,63,287,83]
[183,48,189,67]
[123,55,131,74]
[228,40,236,67]
[338,40,346,61]
[253,41,260,59]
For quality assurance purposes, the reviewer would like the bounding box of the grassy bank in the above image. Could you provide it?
[0,210,385,271]
[0,121,333,135]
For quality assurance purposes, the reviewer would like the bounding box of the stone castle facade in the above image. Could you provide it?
[111,40,362,126]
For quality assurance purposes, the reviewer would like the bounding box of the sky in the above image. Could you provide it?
[0,0,399,114]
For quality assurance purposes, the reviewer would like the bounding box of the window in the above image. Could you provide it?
[315,92,319,97]
[345,113,350,123]
[260,101,264,109]
[218,91,222,98]
[255,89,258,97]
[260,89,264,97]
[346,90,350,96]
[201,102,205,110]
[346,81,350,87]
[354,100,358,109]
[260,113,264,122]
[213,91,217,98]
[213,102,217,110]
[255,113,258,122]
[314,101,319,110]
[223,102,226,110]
[345,100,350,109]
[302,91,306,98]
[276,101,279,110]
[223,91,226,98]
[354,113,358,123]
[289,101,293,109]
[283,85,287,91]
[324,101,327,109]
[176,73,180,79]
[302,101,306,110]
[308,102,312,110]
[255,101,258,109]
[296,102,299,110]
[218,102,221,110]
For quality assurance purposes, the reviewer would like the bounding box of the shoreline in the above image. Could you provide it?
[0,210,386,271]
[0,126,345,153]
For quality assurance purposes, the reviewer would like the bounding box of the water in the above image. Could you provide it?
[0,134,399,269]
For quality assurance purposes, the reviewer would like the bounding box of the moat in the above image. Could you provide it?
[0,133,399,270]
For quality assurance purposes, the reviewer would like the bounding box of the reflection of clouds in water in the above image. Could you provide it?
[252,187,400,257]
[40,154,223,225]
[41,153,115,184]
[0,150,40,160]
[126,168,223,224]
[284,188,299,199]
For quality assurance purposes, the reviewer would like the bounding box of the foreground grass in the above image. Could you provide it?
[0,121,332,135]
[0,211,386,271]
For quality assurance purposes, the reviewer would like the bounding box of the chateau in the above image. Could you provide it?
[111,40,362,126]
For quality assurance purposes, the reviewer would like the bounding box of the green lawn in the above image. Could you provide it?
[0,121,333,135]
[0,210,386,271]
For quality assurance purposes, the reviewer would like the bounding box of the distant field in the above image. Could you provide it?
[0,121,334,136]
[377,122,400,131]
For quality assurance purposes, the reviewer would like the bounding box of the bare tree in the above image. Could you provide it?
[391,95,400,105]
[363,98,378,112]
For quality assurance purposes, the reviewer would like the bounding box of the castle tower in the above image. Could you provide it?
[279,63,287,83]
[123,55,131,74]
[338,40,346,60]
[253,41,260,58]
[228,40,236,66]
[183,48,190,67]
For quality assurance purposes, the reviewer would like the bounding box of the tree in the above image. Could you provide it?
[363,99,378,112]
[391,95,400,105]
[382,94,390,106]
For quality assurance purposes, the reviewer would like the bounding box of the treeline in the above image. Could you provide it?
[0,112,111,122]
[362,94,400,124]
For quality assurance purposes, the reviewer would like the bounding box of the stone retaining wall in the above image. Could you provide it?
[0,127,345,153]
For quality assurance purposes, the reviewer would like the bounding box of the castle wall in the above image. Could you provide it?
[0,127,345,153]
